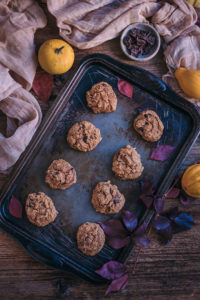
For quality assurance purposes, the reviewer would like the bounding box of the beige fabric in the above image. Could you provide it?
[0,0,47,170]
[152,0,197,43]
[47,0,199,105]
[162,25,200,106]
[47,0,160,49]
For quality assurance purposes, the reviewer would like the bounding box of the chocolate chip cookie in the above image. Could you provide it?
[77,222,105,256]
[25,192,58,227]
[134,110,164,142]
[112,145,144,180]
[86,81,117,114]
[92,180,125,214]
[67,121,102,152]
[45,159,76,190]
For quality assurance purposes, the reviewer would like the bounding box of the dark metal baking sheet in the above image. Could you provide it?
[0,54,199,283]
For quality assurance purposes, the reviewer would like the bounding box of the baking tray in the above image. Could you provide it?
[0,54,199,284]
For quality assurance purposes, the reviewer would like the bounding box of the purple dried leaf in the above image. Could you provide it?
[153,196,164,214]
[134,235,150,248]
[95,261,127,280]
[158,226,173,244]
[108,236,130,249]
[98,219,127,238]
[121,210,138,232]
[105,274,129,296]
[166,207,179,221]
[139,195,153,208]
[134,222,147,236]
[173,212,194,230]
[152,215,171,231]
[140,180,155,195]
[149,145,175,162]
[180,194,194,206]
[165,187,180,199]
[139,181,155,208]
[9,195,22,218]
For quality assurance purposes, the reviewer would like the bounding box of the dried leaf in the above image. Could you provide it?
[95,261,127,280]
[134,235,150,248]
[117,79,133,98]
[173,212,194,230]
[153,196,164,214]
[158,226,173,244]
[152,215,171,230]
[139,181,155,208]
[9,195,22,218]
[166,206,179,221]
[139,194,153,208]
[180,194,194,206]
[108,236,130,249]
[149,145,175,161]
[121,210,138,232]
[32,69,54,102]
[99,219,127,238]
[165,187,180,199]
[105,274,129,296]
[140,180,155,195]
[134,222,147,236]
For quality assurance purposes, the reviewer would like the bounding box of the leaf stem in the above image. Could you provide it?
[163,176,180,198]
[132,247,142,274]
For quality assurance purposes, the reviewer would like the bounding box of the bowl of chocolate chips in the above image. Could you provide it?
[120,22,161,61]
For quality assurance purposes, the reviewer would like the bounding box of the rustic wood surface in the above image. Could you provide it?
[0,3,200,299]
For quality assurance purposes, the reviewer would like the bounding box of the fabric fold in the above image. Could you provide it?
[0,0,47,171]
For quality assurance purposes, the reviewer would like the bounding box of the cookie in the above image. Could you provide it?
[45,159,76,190]
[86,81,117,114]
[92,180,125,214]
[77,222,105,256]
[112,145,144,180]
[67,121,102,152]
[134,110,164,142]
[25,192,58,227]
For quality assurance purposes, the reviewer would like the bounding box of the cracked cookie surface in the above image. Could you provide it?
[112,145,144,180]
[77,222,105,256]
[45,159,76,190]
[25,192,58,227]
[86,81,117,114]
[67,121,102,152]
[134,110,164,142]
[92,180,125,214]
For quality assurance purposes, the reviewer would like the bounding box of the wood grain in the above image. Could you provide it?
[0,2,200,299]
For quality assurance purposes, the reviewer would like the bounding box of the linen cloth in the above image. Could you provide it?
[0,0,46,170]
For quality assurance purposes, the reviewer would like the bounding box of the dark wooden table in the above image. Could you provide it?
[0,3,200,299]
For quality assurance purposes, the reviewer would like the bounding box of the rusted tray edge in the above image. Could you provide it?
[0,54,200,283]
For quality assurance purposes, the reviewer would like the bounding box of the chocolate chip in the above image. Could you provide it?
[138,127,144,132]
[83,135,87,143]
[114,199,119,204]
